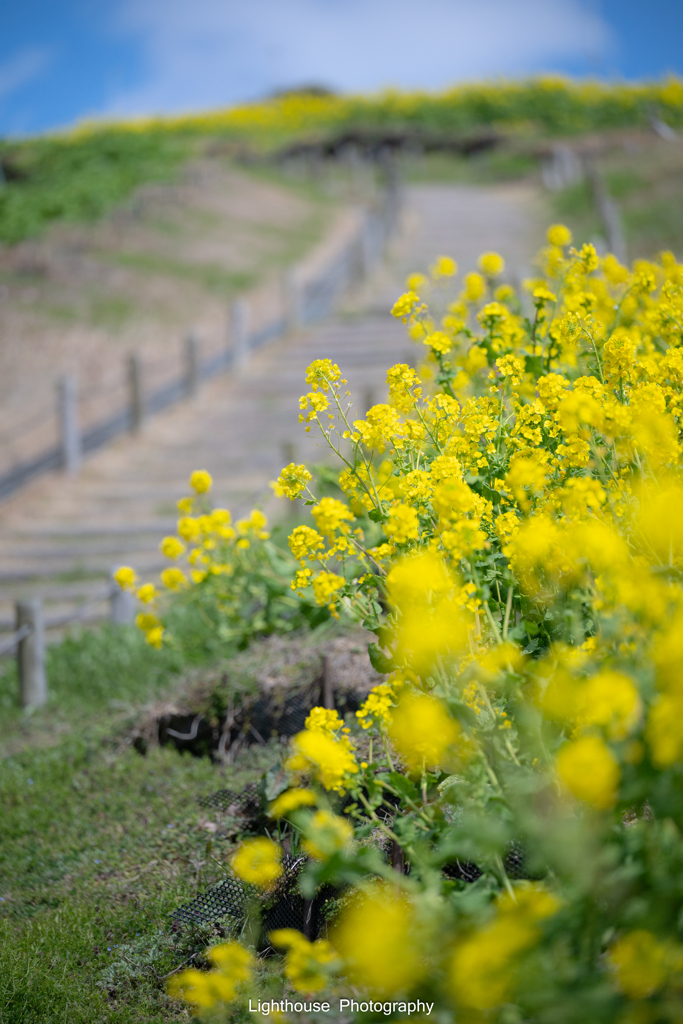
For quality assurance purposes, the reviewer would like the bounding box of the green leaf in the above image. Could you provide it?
[387,772,420,803]
[260,764,291,803]
[368,507,388,524]
[368,642,396,674]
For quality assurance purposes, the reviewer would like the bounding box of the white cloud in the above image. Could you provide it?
[107,0,614,117]
[0,47,53,104]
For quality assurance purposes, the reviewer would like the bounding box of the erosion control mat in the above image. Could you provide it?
[172,852,335,943]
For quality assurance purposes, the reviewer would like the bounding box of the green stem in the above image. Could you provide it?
[502,584,514,640]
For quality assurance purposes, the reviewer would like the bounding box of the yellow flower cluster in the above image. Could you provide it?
[356,679,397,730]
[302,809,353,860]
[130,471,279,646]
[269,787,317,818]
[276,228,683,817]
[286,708,358,792]
[71,78,683,160]
[451,887,560,1010]
[153,220,683,1021]
[231,836,282,888]
[271,461,312,500]
[388,691,462,772]
[167,941,253,1008]
[269,929,338,993]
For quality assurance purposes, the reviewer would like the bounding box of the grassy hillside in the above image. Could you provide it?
[1,76,682,244]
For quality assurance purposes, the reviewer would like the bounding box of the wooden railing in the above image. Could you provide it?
[0,572,135,709]
[0,185,400,502]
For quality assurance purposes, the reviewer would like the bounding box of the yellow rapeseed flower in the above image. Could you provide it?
[160,536,185,559]
[478,251,505,277]
[356,680,397,730]
[386,503,419,544]
[231,837,282,888]
[273,462,312,500]
[190,469,213,494]
[311,571,345,610]
[386,552,470,672]
[144,626,164,648]
[286,729,358,793]
[431,255,458,278]
[167,968,238,1008]
[303,809,353,860]
[451,886,560,1010]
[405,272,427,292]
[136,583,157,604]
[646,693,683,767]
[311,497,354,539]
[464,272,486,302]
[288,524,325,562]
[391,291,421,321]
[333,887,428,995]
[114,566,137,591]
[607,930,678,1000]
[269,929,337,993]
[555,735,619,809]
[161,567,187,590]
[389,692,462,771]
[547,224,572,247]
[177,517,201,541]
[168,941,253,1007]
[269,788,318,818]
[423,330,452,355]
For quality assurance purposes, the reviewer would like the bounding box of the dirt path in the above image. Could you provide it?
[0,181,541,628]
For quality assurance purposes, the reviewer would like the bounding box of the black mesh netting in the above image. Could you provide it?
[198,783,261,818]
[171,854,333,939]
[245,687,318,744]
[504,841,533,880]
[443,841,538,884]
[172,875,249,929]
[443,859,483,883]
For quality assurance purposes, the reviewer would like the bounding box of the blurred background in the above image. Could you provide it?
[0,0,682,648]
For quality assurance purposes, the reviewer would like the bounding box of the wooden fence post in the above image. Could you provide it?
[585,157,628,265]
[57,374,81,475]
[17,598,47,708]
[362,387,375,416]
[231,299,250,372]
[185,332,199,398]
[127,354,143,433]
[110,568,135,625]
[281,441,296,466]
[283,271,302,335]
[359,210,375,279]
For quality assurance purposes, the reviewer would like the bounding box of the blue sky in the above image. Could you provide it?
[0,0,681,137]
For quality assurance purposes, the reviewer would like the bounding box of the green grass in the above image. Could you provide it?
[547,141,683,260]
[0,587,359,1021]
[0,130,191,245]
[0,624,185,741]
[0,610,294,1022]
[105,250,256,298]
[88,295,136,330]
[549,180,602,248]
[0,733,276,1023]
